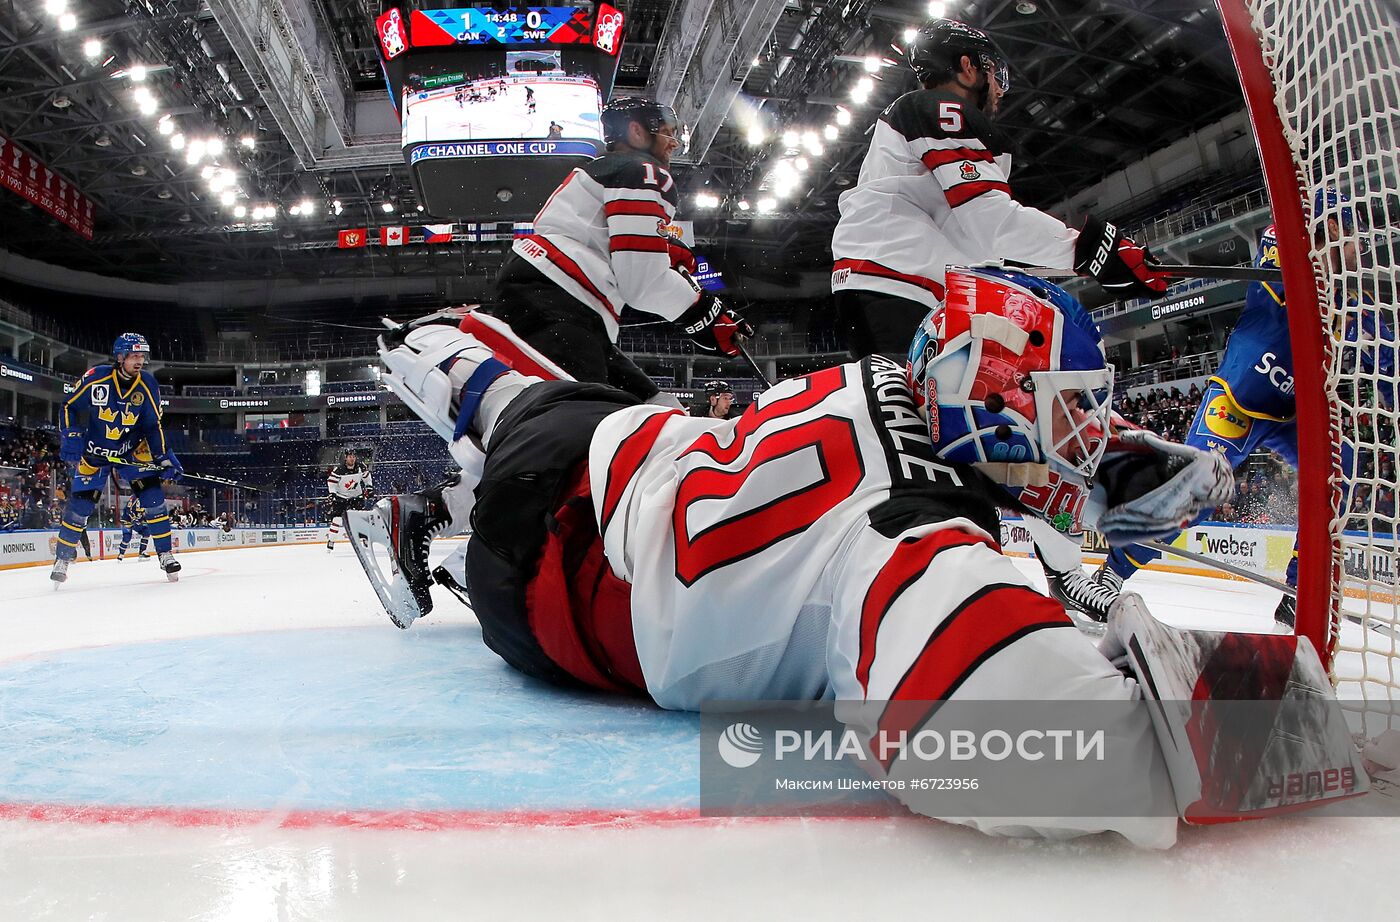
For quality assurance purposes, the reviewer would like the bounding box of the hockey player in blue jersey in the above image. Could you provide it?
[116,495,153,560]
[50,333,184,584]
[1094,190,1391,626]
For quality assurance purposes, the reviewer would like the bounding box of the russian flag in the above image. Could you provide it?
[513,222,535,237]
[420,223,454,244]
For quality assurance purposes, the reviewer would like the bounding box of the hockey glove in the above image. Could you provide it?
[677,291,753,357]
[1083,429,1232,546]
[156,453,184,482]
[60,433,84,464]
[1074,215,1170,300]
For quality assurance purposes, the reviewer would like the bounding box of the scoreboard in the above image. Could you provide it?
[375,3,626,219]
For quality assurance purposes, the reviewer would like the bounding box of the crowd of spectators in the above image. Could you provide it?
[0,426,60,530]
[1114,383,1204,444]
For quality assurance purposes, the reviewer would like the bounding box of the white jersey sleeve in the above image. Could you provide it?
[832,89,1078,309]
[327,465,367,499]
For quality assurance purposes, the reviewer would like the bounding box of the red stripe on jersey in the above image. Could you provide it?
[679,365,847,467]
[604,200,670,219]
[874,583,1072,769]
[609,234,670,254]
[833,258,947,299]
[944,180,1012,209]
[920,147,996,171]
[855,530,998,694]
[600,409,681,535]
[457,313,565,382]
[532,234,620,320]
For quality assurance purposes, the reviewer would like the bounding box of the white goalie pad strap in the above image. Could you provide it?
[1100,593,1369,823]
[379,327,496,442]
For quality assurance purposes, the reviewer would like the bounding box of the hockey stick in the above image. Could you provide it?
[989,260,1283,284]
[736,343,773,389]
[1143,538,1398,639]
[121,460,270,493]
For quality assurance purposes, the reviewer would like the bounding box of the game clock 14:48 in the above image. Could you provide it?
[410,7,594,45]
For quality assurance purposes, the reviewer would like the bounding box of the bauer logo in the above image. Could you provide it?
[718,722,764,768]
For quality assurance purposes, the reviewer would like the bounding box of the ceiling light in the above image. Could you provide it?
[737,200,750,212]
[58,12,76,30]
[751,57,761,67]
[95,132,112,147]
[130,164,147,176]
[289,204,301,216]
[188,138,206,158]
[158,116,174,136]
[794,157,809,172]
[220,190,236,206]
[138,97,157,115]
[206,137,224,156]
[331,200,343,216]
[234,205,247,218]
[381,201,395,213]
[903,27,919,44]
[746,124,766,146]
[757,197,777,213]
[129,64,148,83]
[850,84,872,104]
[132,86,152,104]
[83,39,102,60]
[52,94,72,109]
[44,0,67,14]
[200,165,216,179]
[170,133,185,150]
[185,147,201,165]
[927,0,947,18]
[157,187,172,199]
[781,129,799,148]
[240,135,256,149]
[416,204,425,212]
[863,55,881,73]
[824,124,838,141]
[836,107,852,126]
[299,199,314,215]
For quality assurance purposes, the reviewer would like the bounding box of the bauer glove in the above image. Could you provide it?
[677,291,753,357]
[1074,215,1170,300]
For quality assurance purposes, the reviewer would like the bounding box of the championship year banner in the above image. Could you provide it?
[0,132,94,239]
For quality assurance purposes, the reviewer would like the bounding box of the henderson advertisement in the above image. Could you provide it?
[1097,281,1249,335]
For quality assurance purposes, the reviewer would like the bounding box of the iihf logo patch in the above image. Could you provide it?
[959,161,981,181]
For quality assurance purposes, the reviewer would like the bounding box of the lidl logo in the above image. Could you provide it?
[1202,393,1250,440]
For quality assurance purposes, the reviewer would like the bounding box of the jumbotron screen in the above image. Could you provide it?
[403,67,604,162]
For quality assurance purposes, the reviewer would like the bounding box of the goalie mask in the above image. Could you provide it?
[906,267,1113,487]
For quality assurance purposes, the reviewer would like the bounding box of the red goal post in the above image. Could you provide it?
[1217,0,1399,729]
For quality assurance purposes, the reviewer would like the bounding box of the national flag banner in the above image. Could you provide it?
[381,226,408,246]
[337,228,368,248]
[464,222,505,242]
[421,223,454,243]
[512,222,535,237]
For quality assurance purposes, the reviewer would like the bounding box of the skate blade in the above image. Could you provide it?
[1066,609,1108,637]
[346,508,422,630]
[166,572,180,582]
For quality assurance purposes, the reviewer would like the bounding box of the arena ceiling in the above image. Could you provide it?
[0,0,1248,292]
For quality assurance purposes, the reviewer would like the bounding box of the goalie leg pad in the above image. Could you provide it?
[1100,592,1369,823]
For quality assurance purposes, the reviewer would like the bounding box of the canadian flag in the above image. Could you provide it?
[380,226,408,246]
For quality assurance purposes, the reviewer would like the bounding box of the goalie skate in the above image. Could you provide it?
[347,485,457,629]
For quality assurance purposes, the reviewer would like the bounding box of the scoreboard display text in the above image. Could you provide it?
[411,7,593,45]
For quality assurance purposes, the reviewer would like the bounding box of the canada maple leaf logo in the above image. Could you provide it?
[959,161,980,181]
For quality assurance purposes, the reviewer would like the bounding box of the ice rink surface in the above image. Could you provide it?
[3,542,1398,920]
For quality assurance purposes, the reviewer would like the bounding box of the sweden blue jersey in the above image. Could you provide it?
[61,365,168,469]
[121,502,146,527]
[1210,226,1295,421]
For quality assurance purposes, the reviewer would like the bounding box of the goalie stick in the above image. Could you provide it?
[1143,538,1398,639]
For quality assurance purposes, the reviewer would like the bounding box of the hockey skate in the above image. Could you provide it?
[158,552,181,582]
[1040,551,1119,625]
[1274,593,1297,630]
[49,557,70,586]
[347,475,460,629]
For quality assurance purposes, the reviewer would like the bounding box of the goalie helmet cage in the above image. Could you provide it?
[1217,0,1400,733]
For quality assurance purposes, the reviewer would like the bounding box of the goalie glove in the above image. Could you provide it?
[1083,429,1233,546]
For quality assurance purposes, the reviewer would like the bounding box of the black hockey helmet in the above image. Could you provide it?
[705,380,734,396]
[906,19,1010,95]
[601,96,686,154]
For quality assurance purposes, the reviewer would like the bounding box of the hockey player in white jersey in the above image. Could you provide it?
[325,448,372,551]
[349,268,1368,846]
[831,19,1171,359]
[488,95,751,399]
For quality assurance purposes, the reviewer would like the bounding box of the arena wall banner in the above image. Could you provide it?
[1097,281,1248,335]
[0,132,95,239]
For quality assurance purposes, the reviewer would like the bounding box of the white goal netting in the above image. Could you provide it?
[1227,0,1400,733]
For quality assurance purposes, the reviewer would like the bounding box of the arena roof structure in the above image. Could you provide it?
[0,0,1249,295]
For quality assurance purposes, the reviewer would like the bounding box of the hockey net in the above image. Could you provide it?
[1218,0,1400,735]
